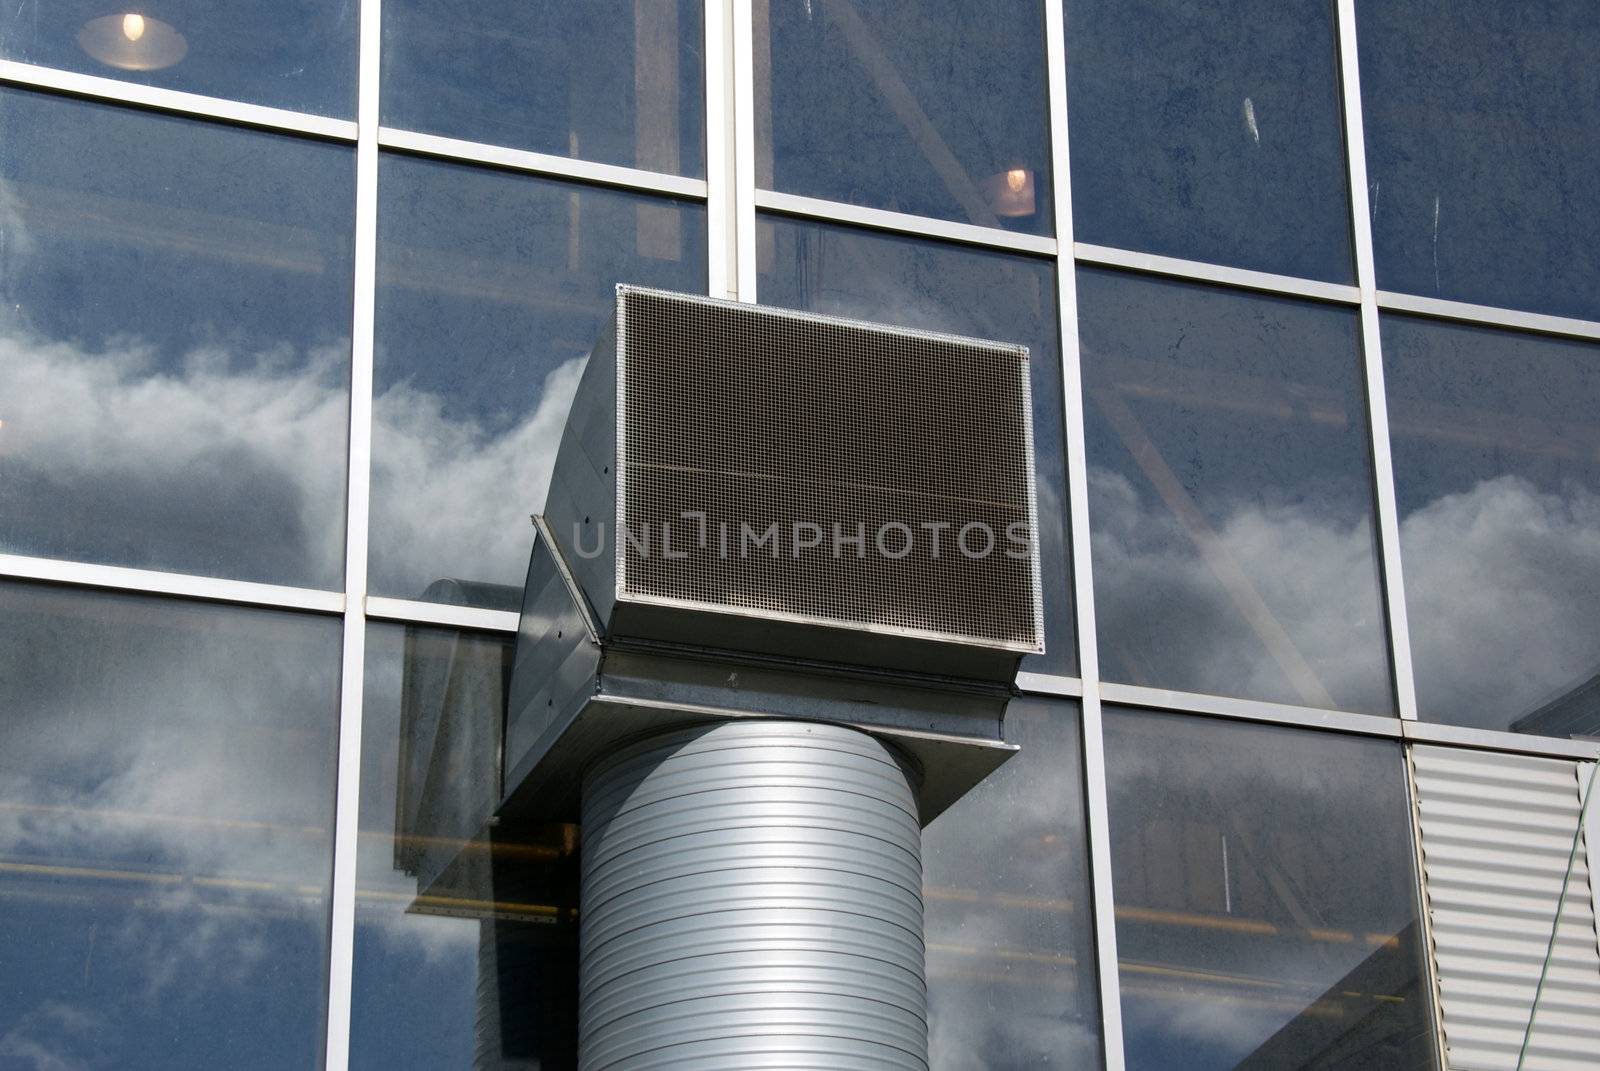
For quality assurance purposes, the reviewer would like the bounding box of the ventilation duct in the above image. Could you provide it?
[580,722,927,1070]
[399,288,1044,1070]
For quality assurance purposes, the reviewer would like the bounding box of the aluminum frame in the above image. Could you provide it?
[1401,719,1600,762]
[1041,2,1127,1065]
[364,595,519,633]
[320,0,381,1065]
[1585,761,1600,968]
[1403,745,1452,1068]
[1014,671,1085,698]
[0,57,358,140]
[1334,12,1444,1065]
[0,553,344,614]
[704,0,732,297]
[1099,681,1405,739]
[1074,241,1361,305]
[731,0,757,300]
[378,126,707,198]
[1378,290,1600,344]
[757,188,1058,257]
[1335,0,1420,722]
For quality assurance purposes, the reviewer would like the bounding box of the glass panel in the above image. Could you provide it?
[350,622,580,1070]
[924,699,1102,1069]
[755,0,1053,235]
[1383,314,1600,736]
[382,0,704,177]
[757,214,1077,676]
[0,580,340,1068]
[0,88,354,589]
[1358,0,1600,321]
[0,0,355,117]
[1104,709,1436,1071]
[1066,0,1353,283]
[1079,267,1392,713]
[370,154,706,609]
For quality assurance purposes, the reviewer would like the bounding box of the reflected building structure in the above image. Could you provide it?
[1,1,1599,1069]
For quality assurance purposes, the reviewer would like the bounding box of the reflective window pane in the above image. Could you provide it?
[1079,268,1392,713]
[924,699,1102,1069]
[1384,315,1600,735]
[757,0,1053,235]
[0,88,354,589]
[351,622,579,1070]
[0,0,354,117]
[757,215,1077,676]
[383,0,704,177]
[371,154,706,608]
[0,581,340,1068]
[1358,0,1600,320]
[1065,0,1353,282]
[1104,710,1436,1071]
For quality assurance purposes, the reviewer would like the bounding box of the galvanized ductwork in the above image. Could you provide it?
[398,289,1044,1067]
[579,720,927,1071]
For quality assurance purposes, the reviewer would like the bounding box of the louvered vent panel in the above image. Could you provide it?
[1412,747,1600,1071]
[616,287,1044,652]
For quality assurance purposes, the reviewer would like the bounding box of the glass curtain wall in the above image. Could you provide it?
[1,0,1598,1067]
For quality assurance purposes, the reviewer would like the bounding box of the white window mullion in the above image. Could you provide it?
[322,0,381,1065]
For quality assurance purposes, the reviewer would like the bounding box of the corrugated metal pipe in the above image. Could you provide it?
[578,720,928,1070]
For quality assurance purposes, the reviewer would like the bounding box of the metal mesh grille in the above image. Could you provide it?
[617,287,1042,651]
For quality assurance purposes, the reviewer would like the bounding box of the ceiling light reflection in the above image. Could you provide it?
[983,166,1037,218]
[79,12,187,71]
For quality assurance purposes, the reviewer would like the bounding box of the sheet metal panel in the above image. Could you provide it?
[1412,746,1600,1070]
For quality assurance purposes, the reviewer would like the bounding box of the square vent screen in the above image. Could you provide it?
[616,287,1043,653]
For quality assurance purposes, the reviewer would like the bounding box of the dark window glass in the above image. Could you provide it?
[1066,0,1353,282]
[383,0,704,177]
[370,154,706,608]
[1384,314,1600,736]
[350,622,580,1070]
[1104,710,1436,1071]
[1358,0,1600,320]
[757,0,1053,235]
[757,214,1077,676]
[1079,268,1392,713]
[924,699,1103,1069]
[0,581,341,1069]
[0,88,354,589]
[0,0,354,117]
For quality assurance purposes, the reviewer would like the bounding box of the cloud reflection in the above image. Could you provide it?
[1090,463,1392,714]
[923,701,1103,1068]
[0,313,592,604]
[1401,474,1600,727]
[0,325,348,587]
[368,355,585,600]
[0,587,339,1067]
